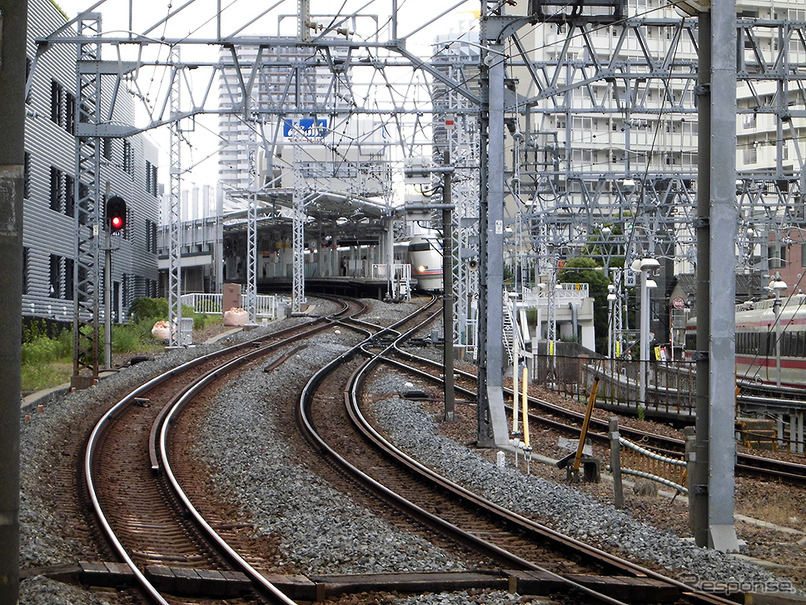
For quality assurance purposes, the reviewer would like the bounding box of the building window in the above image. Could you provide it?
[743,146,757,165]
[65,92,76,135]
[22,248,29,295]
[65,174,75,218]
[145,219,158,254]
[24,152,31,199]
[50,80,64,125]
[49,255,61,298]
[124,206,132,240]
[769,245,786,269]
[123,140,133,175]
[145,160,159,195]
[64,258,74,300]
[103,138,112,161]
[25,57,32,105]
[50,167,64,212]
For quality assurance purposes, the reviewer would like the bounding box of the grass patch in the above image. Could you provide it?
[21,299,224,393]
[21,362,72,393]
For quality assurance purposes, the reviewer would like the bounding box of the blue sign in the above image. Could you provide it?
[283,118,328,139]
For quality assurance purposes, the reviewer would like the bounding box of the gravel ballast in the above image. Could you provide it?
[368,375,799,599]
[16,298,801,604]
[194,342,466,576]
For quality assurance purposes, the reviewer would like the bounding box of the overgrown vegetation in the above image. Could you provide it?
[21,298,218,392]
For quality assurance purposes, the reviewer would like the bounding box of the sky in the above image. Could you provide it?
[46,0,480,193]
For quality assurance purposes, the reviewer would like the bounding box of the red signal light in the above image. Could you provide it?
[106,196,127,234]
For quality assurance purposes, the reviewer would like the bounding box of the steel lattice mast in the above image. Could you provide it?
[168,46,183,347]
[71,12,103,387]
[245,127,258,323]
[292,145,306,315]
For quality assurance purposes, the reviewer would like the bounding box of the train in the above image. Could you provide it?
[684,294,806,389]
[407,235,443,292]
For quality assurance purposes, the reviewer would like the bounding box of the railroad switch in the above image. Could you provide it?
[557,451,601,483]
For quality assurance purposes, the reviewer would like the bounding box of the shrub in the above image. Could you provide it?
[21,336,63,365]
[111,324,142,353]
[21,362,71,392]
[130,297,169,323]
[192,313,217,331]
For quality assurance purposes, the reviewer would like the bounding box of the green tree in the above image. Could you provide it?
[558,256,611,353]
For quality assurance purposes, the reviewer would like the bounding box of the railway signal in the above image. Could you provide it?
[106,196,127,234]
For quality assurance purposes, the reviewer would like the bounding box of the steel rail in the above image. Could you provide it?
[83,297,354,604]
[297,302,630,604]
[352,353,740,605]
[295,303,552,571]
[385,344,806,485]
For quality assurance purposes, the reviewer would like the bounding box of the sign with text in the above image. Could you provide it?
[283,118,328,141]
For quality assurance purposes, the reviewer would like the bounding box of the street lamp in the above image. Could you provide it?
[607,284,617,359]
[770,274,788,388]
[631,257,660,405]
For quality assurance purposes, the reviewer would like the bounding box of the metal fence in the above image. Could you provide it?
[608,417,688,508]
[533,354,697,420]
[180,293,282,319]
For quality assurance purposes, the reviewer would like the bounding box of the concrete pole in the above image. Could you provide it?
[0,3,29,601]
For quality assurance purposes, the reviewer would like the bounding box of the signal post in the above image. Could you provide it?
[104,196,126,368]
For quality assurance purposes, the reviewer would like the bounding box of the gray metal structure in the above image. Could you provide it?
[245,132,258,323]
[71,12,103,386]
[292,146,307,314]
[0,1,28,599]
[692,1,741,553]
[168,46,183,347]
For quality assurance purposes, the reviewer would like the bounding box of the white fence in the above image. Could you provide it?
[180,293,283,320]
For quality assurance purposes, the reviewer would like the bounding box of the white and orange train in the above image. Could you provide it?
[407,236,443,291]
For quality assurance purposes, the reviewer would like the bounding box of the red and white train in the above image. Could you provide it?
[685,294,806,390]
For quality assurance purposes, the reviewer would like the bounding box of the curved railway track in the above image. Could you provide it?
[381,339,806,486]
[84,297,367,604]
[78,293,787,604]
[297,300,737,605]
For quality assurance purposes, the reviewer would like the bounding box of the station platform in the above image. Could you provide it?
[258,276,400,300]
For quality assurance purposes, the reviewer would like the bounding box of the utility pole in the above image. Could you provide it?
[692,0,741,552]
[0,3,29,601]
[478,6,512,447]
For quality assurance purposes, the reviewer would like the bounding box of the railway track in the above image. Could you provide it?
[383,340,806,486]
[297,300,737,605]
[77,293,790,604]
[83,297,367,604]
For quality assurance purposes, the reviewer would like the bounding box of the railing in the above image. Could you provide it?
[180,293,283,320]
[533,353,697,419]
